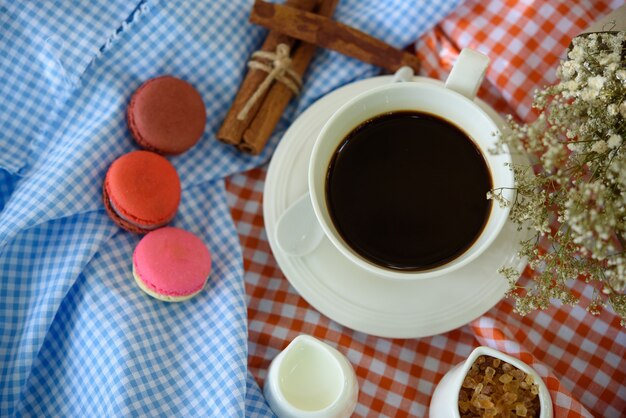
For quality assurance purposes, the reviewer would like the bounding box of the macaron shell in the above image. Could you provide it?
[133,227,212,300]
[103,186,153,234]
[104,150,181,231]
[132,264,200,302]
[128,76,206,155]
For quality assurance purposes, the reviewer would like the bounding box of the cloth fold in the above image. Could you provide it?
[0,0,461,415]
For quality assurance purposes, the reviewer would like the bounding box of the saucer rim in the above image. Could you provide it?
[263,75,527,338]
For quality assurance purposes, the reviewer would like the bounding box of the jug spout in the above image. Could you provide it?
[264,335,359,418]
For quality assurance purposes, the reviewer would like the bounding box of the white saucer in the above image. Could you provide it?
[263,76,526,339]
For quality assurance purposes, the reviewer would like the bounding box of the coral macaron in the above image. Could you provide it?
[127,76,206,155]
[133,227,212,302]
[103,150,181,233]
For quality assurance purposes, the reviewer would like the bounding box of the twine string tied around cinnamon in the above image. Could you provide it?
[236,43,302,121]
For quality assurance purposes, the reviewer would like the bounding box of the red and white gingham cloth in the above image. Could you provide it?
[226,0,626,416]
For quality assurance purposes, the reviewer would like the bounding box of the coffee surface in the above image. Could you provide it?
[326,111,492,271]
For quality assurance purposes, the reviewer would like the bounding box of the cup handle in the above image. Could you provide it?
[444,48,489,101]
[392,66,414,83]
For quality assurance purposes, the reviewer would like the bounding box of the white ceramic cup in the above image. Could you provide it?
[429,346,553,418]
[306,48,514,280]
[264,335,359,418]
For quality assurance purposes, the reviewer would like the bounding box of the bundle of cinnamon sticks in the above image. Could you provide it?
[217,0,421,155]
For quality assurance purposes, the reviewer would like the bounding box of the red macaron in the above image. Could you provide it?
[127,76,207,155]
[103,150,181,233]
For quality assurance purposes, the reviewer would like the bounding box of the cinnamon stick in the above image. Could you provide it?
[216,0,317,146]
[250,0,421,74]
[238,0,340,154]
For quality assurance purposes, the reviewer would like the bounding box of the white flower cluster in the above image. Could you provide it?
[493,31,626,324]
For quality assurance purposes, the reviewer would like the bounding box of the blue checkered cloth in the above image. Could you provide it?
[0,0,460,416]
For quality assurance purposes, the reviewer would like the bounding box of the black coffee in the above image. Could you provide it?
[325,111,492,271]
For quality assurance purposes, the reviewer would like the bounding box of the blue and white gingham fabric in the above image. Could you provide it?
[0,0,460,416]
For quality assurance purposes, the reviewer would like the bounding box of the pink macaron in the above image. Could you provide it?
[133,227,212,302]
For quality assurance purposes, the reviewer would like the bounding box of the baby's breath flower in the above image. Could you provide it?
[581,87,599,101]
[568,44,585,62]
[489,31,626,325]
[564,80,578,92]
[587,75,605,91]
[559,60,577,80]
[608,134,622,149]
[591,139,608,153]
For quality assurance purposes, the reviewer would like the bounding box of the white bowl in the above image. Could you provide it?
[430,346,553,418]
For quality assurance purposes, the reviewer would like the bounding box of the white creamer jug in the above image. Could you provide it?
[264,335,359,418]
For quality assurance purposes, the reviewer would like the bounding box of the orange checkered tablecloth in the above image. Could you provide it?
[226,1,626,417]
